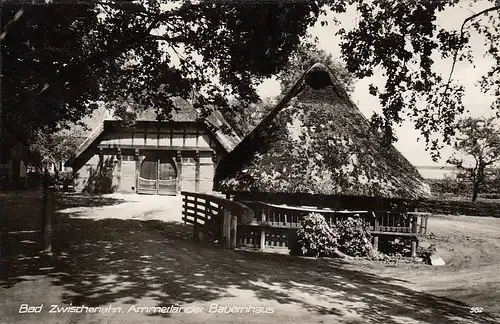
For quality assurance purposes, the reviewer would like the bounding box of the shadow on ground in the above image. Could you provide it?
[1,211,498,324]
[0,192,128,257]
[55,192,128,211]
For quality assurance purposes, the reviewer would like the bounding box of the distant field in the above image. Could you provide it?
[418,195,500,218]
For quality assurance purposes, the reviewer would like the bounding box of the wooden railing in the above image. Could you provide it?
[138,177,156,194]
[138,178,177,195]
[181,191,254,249]
[238,201,430,257]
[180,194,430,257]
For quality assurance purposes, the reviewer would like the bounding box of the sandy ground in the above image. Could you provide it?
[348,215,500,314]
[1,193,499,324]
[56,193,183,222]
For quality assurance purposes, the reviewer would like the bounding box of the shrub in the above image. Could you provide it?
[333,216,375,257]
[417,244,436,264]
[58,171,74,191]
[377,236,412,257]
[290,213,380,259]
[290,213,339,257]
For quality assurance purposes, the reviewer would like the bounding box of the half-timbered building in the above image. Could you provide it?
[65,98,240,195]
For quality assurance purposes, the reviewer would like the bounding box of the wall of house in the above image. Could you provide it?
[120,157,136,192]
[74,154,120,193]
[99,126,217,150]
[199,151,215,193]
[73,124,224,195]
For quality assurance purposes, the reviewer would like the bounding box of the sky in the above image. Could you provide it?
[256,0,497,167]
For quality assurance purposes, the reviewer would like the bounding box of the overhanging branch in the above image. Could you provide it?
[439,5,500,107]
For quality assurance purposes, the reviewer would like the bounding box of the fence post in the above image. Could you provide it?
[203,200,210,242]
[230,212,237,249]
[372,212,379,251]
[260,210,266,251]
[223,209,231,249]
[193,197,199,242]
[42,183,54,254]
[411,214,418,257]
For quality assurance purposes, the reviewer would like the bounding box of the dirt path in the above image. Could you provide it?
[1,194,499,323]
[56,192,183,222]
[344,215,500,315]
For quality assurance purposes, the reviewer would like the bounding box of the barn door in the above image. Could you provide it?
[138,153,177,195]
[157,157,177,195]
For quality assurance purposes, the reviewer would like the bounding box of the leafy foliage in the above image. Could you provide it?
[377,237,412,258]
[417,244,437,264]
[333,216,374,257]
[30,128,85,170]
[2,0,500,161]
[29,127,86,190]
[334,0,500,156]
[1,1,320,143]
[219,98,274,138]
[427,175,471,197]
[1,4,101,142]
[447,117,500,201]
[290,213,339,257]
[291,213,377,259]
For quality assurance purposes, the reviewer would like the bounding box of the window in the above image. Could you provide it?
[182,157,195,164]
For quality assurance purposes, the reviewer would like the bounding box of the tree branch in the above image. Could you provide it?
[439,5,500,108]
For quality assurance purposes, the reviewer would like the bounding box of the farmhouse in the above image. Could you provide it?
[65,98,240,195]
[214,63,431,209]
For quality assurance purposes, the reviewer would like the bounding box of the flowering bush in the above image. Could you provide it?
[289,213,339,257]
[333,216,375,257]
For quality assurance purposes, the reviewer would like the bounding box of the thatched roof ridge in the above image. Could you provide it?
[214,63,430,200]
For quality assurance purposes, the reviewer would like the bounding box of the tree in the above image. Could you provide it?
[220,98,274,138]
[30,127,86,183]
[1,1,320,144]
[447,117,500,201]
[223,42,355,137]
[276,42,355,94]
[1,0,499,160]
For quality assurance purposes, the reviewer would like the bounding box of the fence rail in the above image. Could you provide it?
[138,177,177,195]
[237,201,430,256]
[181,191,254,249]
[180,193,430,257]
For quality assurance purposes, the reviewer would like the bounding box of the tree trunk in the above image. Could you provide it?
[41,168,53,253]
[472,165,486,202]
[472,182,480,202]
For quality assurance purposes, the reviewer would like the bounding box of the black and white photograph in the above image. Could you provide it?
[1,0,500,323]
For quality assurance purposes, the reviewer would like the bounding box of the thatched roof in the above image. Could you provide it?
[135,97,199,122]
[65,97,241,168]
[132,97,241,152]
[214,63,430,200]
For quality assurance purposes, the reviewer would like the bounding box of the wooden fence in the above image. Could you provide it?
[236,201,430,257]
[181,191,254,249]
[180,192,430,257]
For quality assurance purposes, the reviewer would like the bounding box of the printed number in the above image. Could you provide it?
[470,307,483,314]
